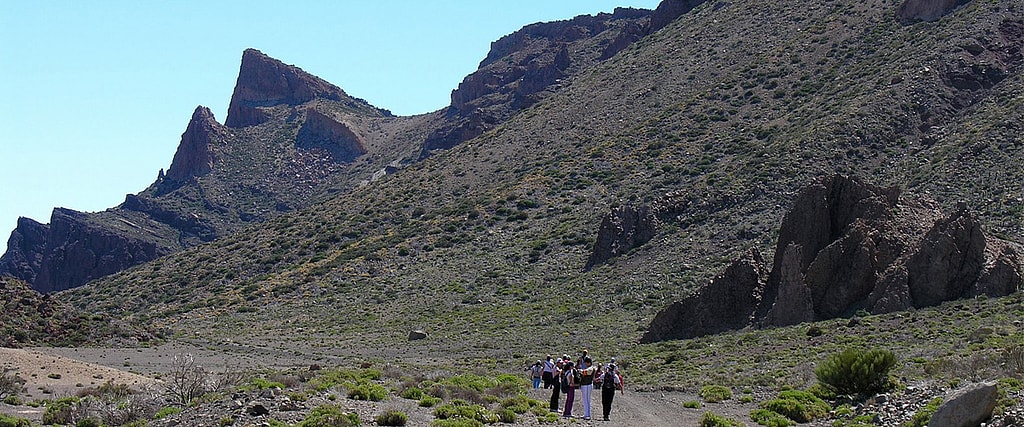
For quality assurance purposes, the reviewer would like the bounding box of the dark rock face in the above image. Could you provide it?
[295,108,367,162]
[586,205,659,270]
[641,175,1024,342]
[650,0,707,33]
[641,249,767,342]
[225,49,389,128]
[0,217,49,285]
[898,0,972,24]
[165,106,226,183]
[1,209,168,293]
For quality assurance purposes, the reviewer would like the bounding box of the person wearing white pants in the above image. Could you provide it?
[579,356,598,420]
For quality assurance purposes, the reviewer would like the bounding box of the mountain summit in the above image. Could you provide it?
[225,48,390,128]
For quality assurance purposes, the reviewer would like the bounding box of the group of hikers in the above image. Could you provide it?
[526,350,624,421]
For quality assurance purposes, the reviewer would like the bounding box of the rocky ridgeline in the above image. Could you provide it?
[634,175,1023,342]
[1,1,690,294]
[420,0,704,156]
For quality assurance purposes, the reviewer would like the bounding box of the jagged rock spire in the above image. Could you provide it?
[165,106,224,183]
[225,49,384,128]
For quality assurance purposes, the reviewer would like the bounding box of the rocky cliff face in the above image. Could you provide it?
[0,209,169,294]
[898,0,973,24]
[641,175,1024,343]
[421,4,697,156]
[225,48,390,128]
[164,106,226,183]
[295,108,367,162]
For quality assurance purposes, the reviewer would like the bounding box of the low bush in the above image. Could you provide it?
[749,409,795,427]
[433,400,497,423]
[297,404,360,427]
[400,387,424,400]
[42,397,80,425]
[497,395,532,414]
[154,406,183,419]
[699,411,745,427]
[430,419,485,427]
[419,396,442,407]
[0,414,31,427]
[347,381,388,401]
[699,385,733,403]
[375,409,409,426]
[684,400,702,408]
[495,408,516,423]
[758,390,830,423]
[815,348,897,396]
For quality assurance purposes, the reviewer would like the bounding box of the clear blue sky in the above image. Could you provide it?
[0,1,659,239]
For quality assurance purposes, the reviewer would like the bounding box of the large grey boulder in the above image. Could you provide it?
[928,382,997,427]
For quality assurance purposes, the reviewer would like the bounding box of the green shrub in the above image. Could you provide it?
[297,404,360,427]
[749,409,795,427]
[419,396,442,407]
[901,397,942,427]
[738,395,754,403]
[76,419,101,427]
[347,381,388,401]
[815,348,897,396]
[375,409,408,426]
[433,400,497,423]
[400,387,424,400]
[250,378,287,390]
[700,411,746,427]
[430,419,484,427]
[2,395,21,406]
[537,411,559,424]
[684,400,702,408]
[495,408,516,423]
[497,396,532,414]
[42,397,79,425]
[699,385,733,403]
[0,414,31,427]
[758,390,830,423]
[155,406,183,419]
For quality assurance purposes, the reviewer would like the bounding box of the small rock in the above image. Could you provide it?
[247,403,270,416]
[408,330,428,340]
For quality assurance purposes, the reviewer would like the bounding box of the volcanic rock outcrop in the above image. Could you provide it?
[225,48,390,128]
[295,108,367,162]
[641,175,1024,343]
[164,106,225,184]
[898,0,973,24]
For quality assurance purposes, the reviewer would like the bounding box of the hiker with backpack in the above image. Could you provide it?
[561,361,579,418]
[600,362,623,421]
[542,355,556,389]
[528,360,543,389]
[548,360,562,412]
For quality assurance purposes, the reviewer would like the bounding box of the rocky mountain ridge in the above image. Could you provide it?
[0,2,697,294]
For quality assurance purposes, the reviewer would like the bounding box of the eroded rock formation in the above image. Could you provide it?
[641,175,1024,343]
[296,108,367,162]
[225,49,389,128]
[164,106,226,183]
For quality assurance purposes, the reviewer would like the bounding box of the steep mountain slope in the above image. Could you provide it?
[63,0,1024,367]
[1,4,696,294]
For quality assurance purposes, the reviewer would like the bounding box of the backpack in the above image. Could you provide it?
[602,371,617,390]
[560,371,570,393]
[572,369,581,388]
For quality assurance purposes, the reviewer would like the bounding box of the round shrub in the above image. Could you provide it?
[496,408,516,423]
[375,409,408,426]
[759,390,830,423]
[750,409,796,427]
[297,404,360,427]
[699,411,745,427]
[699,385,733,403]
[400,387,424,400]
[814,348,897,396]
[0,414,31,427]
[348,381,388,401]
[419,396,442,408]
[683,400,701,409]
